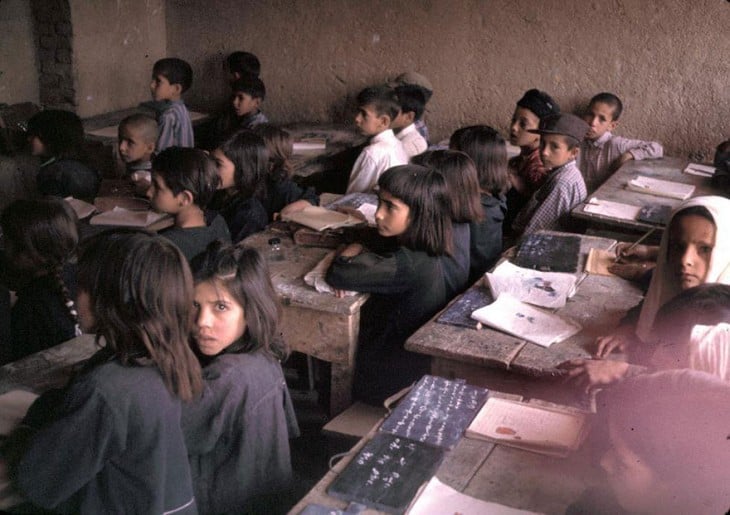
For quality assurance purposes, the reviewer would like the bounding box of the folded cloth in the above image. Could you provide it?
[304,251,357,296]
[690,323,730,381]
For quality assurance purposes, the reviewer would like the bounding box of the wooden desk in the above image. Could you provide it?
[283,123,365,179]
[404,232,644,402]
[289,403,603,515]
[242,230,368,415]
[571,157,719,235]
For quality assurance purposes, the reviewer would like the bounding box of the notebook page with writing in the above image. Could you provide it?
[626,176,695,200]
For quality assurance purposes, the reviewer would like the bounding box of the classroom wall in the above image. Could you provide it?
[69,0,167,118]
[0,0,40,106]
[167,0,729,159]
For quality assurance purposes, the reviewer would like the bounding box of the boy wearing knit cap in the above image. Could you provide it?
[512,113,588,237]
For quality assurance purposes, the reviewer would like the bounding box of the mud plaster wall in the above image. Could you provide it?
[69,0,167,118]
[0,0,40,105]
[168,0,729,159]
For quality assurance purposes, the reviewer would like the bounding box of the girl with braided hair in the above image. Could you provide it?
[0,198,80,364]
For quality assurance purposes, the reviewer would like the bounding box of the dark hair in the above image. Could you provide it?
[77,230,203,401]
[449,125,510,196]
[1,198,80,331]
[377,165,453,256]
[589,92,623,121]
[192,241,287,360]
[152,58,193,92]
[152,147,220,208]
[654,284,730,336]
[218,130,269,199]
[356,85,400,121]
[544,133,581,151]
[394,85,426,120]
[253,124,294,181]
[412,150,483,224]
[231,75,266,101]
[226,51,261,78]
[27,110,85,160]
[515,89,560,120]
[118,113,158,144]
[671,205,714,226]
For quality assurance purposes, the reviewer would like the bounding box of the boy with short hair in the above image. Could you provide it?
[389,71,432,143]
[346,86,409,194]
[230,75,268,129]
[226,51,261,82]
[579,92,663,192]
[512,113,588,237]
[147,147,231,262]
[391,85,428,158]
[118,113,158,193]
[150,58,194,151]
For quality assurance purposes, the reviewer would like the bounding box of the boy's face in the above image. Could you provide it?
[147,172,184,214]
[539,134,579,170]
[232,92,260,117]
[355,105,390,136]
[509,107,541,149]
[584,101,618,141]
[667,214,715,290]
[150,74,181,102]
[118,126,155,164]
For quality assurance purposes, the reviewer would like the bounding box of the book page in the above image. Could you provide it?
[64,196,96,219]
[683,163,715,177]
[585,248,617,277]
[90,206,170,227]
[407,476,541,515]
[627,176,695,200]
[486,261,577,309]
[466,397,587,455]
[281,205,362,231]
[470,293,582,347]
[583,197,641,220]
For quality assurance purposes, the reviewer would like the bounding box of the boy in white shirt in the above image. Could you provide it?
[578,92,663,192]
[391,85,428,159]
[346,86,409,194]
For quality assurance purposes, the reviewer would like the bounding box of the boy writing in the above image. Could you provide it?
[150,58,195,151]
[147,147,231,262]
[346,86,409,194]
[118,113,157,194]
[391,85,428,158]
[512,113,588,237]
[579,92,663,192]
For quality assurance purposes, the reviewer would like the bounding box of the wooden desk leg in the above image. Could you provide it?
[329,362,354,416]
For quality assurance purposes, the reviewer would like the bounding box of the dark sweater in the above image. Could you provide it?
[211,191,268,243]
[160,214,232,262]
[36,158,101,202]
[469,192,506,283]
[441,222,471,297]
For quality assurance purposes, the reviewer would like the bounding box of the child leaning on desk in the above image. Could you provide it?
[147,147,231,262]
[326,165,452,405]
[578,92,663,193]
[150,57,195,151]
[182,242,299,514]
[4,231,203,514]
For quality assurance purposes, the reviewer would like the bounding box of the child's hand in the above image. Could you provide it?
[607,261,654,282]
[614,243,658,263]
[558,359,630,390]
[594,325,636,358]
[338,243,364,258]
[279,199,313,218]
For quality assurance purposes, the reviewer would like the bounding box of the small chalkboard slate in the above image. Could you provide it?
[637,203,672,225]
[514,233,581,273]
[327,433,444,514]
[436,285,494,329]
[379,375,489,449]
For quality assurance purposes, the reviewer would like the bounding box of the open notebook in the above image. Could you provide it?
[627,175,695,200]
[281,205,363,231]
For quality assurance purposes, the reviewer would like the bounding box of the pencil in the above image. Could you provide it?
[621,227,656,257]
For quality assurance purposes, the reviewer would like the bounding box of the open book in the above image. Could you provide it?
[470,293,581,347]
[324,192,378,226]
[465,397,590,457]
[683,163,716,177]
[90,206,172,228]
[583,197,641,221]
[626,175,695,200]
[281,205,364,231]
[486,261,577,309]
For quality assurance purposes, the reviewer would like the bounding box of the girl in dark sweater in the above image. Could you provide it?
[327,165,452,405]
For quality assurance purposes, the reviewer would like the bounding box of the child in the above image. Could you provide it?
[150,57,194,151]
[117,113,158,193]
[506,89,560,223]
[391,85,428,158]
[211,76,269,148]
[27,109,100,202]
[388,71,433,143]
[449,125,509,282]
[183,242,299,514]
[345,85,409,194]
[511,113,588,238]
[10,230,202,514]
[226,50,261,82]
[413,149,481,296]
[326,165,452,404]
[601,370,730,514]
[209,130,269,242]
[254,124,318,219]
[147,147,231,261]
[579,92,663,192]
[0,199,80,364]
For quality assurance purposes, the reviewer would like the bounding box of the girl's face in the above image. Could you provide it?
[193,280,246,356]
[76,290,95,333]
[212,149,236,190]
[375,190,410,237]
[667,214,716,290]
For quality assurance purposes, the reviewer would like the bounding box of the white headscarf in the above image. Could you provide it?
[689,324,730,382]
[636,196,730,341]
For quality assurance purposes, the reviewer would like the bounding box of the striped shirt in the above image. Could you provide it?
[157,100,194,151]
